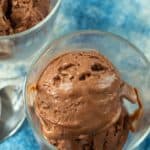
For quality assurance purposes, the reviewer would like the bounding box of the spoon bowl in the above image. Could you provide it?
[0,85,25,142]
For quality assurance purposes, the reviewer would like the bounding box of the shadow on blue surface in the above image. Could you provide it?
[0,120,39,150]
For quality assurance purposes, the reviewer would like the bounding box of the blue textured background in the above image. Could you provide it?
[0,0,150,149]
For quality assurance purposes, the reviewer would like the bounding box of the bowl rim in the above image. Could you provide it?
[31,30,150,67]
[24,30,150,149]
[0,0,61,39]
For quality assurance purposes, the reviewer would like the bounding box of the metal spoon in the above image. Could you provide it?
[0,78,25,142]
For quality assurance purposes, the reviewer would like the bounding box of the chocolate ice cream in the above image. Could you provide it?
[48,107,129,150]
[34,51,143,150]
[0,0,50,35]
[0,0,13,35]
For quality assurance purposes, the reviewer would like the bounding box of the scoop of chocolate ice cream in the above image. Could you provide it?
[0,0,13,35]
[34,51,143,150]
[0,0,50,35]
[36,51,123,138]
[11,0,49,33]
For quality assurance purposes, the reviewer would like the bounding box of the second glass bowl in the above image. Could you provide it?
[25,30,150,150]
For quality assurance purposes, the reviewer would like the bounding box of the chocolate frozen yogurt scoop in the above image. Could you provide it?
[34,51,143,150]
[11,0,50,33]
[0,0,50,35]
[0,0,13,35]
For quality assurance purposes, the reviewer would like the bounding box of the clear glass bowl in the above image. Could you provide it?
[0,0,61,79]
[25,30,150,150]
[0,0,61,142]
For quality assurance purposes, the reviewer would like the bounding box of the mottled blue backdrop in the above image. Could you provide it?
[0,0,150,149]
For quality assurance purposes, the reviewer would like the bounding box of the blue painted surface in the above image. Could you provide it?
[0,0,150,149]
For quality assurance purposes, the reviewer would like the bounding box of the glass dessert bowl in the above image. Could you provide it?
[0,0,61,141]
[25,30,150,150]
